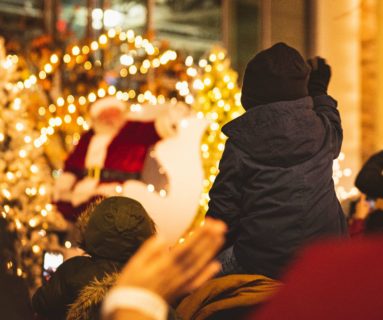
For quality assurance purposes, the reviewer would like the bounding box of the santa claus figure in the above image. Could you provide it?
[54,96,182,221]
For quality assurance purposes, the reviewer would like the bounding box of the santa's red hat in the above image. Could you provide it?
[90,96,126,118]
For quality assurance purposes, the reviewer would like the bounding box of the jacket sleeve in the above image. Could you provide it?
[313,95,343,159]
[32,257,85,318]
[206,139,244,247]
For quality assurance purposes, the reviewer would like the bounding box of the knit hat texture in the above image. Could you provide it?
[241,42,310,109]
[83,196,155,262]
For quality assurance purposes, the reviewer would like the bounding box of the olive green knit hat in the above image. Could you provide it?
[81,196,156,262]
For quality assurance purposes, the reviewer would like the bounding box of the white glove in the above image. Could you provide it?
[96,182,122,197]
[53,172,77,202]
[71,177,99,206]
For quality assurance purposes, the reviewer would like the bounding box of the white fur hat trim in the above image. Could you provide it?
[90,96,126,117]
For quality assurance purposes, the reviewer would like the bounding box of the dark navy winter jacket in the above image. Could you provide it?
[206,95,348,279]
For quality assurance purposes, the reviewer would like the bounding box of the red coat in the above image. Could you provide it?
[252,236,383,320]
[56,121,160,221]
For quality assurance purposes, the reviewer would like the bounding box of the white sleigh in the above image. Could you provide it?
[55,101,208,244]
[122,114,208,244]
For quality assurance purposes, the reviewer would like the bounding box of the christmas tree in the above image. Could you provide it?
[0,38,67,291]
[184,47,243,218]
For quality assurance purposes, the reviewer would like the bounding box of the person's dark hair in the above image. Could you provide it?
[365,210,383,235]
[355,150,383,199]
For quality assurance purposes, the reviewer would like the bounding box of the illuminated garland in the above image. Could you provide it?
[35,88,173,146]
[35,29,177,82]
[26,29,185,152]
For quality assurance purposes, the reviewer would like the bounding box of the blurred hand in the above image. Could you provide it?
[307,57,331,97]
[115,218,226,303]
[354,194,372,220]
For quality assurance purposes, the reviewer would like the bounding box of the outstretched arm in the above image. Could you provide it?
[307,57,343,158]
[313,95,343,158]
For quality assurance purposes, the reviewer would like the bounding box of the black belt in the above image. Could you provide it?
[71,168,141,182]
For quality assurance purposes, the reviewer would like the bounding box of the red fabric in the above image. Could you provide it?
[55,199,98,223]
[251,236,383,320]
[348,218,366,238]
[64,129,93,172]
[64,121,160,174]
[104,121,160,172]
[57,121,160,221]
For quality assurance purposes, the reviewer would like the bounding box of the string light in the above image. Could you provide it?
[97,88,106,98]
[32,245,41,254]
[63,54,71,63]
[50,54,59,64]
[72,46,81,56]
[31,28,177,86]
[333,153,358,200]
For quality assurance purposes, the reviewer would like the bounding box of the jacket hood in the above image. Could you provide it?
[80,196,155,262]
[222,97,325,167]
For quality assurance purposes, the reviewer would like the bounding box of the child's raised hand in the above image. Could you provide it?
[307,57,331,97]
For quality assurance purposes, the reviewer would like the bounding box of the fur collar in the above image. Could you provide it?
[66,273,118,320]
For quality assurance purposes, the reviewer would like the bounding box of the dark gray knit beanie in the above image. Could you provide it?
[241,42,310,109]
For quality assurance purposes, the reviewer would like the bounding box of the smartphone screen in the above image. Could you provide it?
[368,200,376,210]
[366,197,376,210]
[42,251,64,283]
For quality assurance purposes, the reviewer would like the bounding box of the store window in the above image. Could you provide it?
[58,0,148,40]
[153,0,223,56]
[58,0,88,40]
[0,0,45,43]
[231,0,262,78]
[103,0,147,32]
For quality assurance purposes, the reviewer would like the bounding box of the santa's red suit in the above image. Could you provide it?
[53,96,190,221]
[55,120,161,221]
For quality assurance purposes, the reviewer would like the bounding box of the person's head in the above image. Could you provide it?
[77,196,156,262]
[355,150,383,200]
[241,42,310,109]
[90,97,126,133]
[365,209,383,235]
